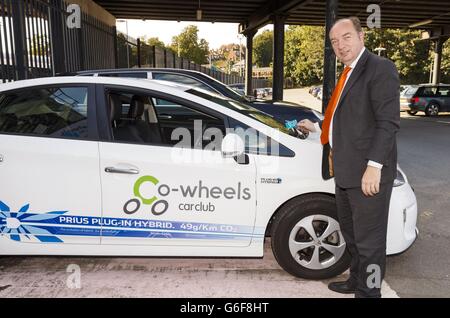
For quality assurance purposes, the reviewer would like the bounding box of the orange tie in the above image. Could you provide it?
[320,66,352,145]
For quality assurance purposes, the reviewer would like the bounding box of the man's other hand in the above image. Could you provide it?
[362,165,381,196]
[297,119,317,133]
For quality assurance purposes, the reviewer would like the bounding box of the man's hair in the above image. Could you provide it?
[333,16,363,33]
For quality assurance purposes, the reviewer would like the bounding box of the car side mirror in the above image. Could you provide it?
[221,133,245,158]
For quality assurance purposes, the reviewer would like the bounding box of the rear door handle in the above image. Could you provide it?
[105,167,139,174]
[159,114,172,119]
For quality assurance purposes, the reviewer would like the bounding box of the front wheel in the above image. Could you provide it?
[271,194,350,280]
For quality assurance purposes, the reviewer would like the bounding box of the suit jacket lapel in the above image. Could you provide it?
[336,49,370,108]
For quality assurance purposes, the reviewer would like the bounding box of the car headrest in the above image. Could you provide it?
[129,95,146,119]
[109,93,123,122]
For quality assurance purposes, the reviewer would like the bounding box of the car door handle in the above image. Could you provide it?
[159,114,172,119]
[105,167,140,174]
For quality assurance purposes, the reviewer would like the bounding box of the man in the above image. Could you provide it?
[298,17,400,298]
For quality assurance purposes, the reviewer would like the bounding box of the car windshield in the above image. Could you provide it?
[186,88,291,134]
[194,73,253,102]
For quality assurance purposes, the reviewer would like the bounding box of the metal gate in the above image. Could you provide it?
[0,0,116,82]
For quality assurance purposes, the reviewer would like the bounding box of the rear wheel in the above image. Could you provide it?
[271,194,351,280]
[406,110,418,115]
[425,103,439,116]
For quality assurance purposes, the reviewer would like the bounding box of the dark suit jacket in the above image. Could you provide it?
[322,49,400,188]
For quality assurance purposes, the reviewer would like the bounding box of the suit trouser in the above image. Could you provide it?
[335,182,393,298]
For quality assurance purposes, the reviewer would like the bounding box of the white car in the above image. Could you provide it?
[0,76,418,279]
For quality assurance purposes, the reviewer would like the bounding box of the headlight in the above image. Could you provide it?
[312,109,324,120]
[393,168,406,187]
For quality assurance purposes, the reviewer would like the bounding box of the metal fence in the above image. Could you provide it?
[116,33,269,89]
[1,0,268,90]
[0,0,116,83]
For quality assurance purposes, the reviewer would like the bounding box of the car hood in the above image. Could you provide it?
[247,100,322,124]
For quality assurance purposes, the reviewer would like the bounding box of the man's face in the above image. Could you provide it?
[330,20,364,66]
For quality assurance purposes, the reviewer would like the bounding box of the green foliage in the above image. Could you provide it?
[146,37,166,48]
[169,25,209,64]
[364,28,431,84]
[284,26,325,86]
[283,25,449,86]
[253,30,273,67]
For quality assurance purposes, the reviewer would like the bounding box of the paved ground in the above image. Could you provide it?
[0,88,448,298]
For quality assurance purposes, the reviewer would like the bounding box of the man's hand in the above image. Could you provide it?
[297,119,317,133]
[362,165,381,196]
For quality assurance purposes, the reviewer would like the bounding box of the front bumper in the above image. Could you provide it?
[386,182,418,255]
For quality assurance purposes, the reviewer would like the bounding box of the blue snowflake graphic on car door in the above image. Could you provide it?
[0,201,67,243]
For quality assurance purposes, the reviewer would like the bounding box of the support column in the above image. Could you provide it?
[322,0,339,113]
[273,14,286,101]
[137,38,141,68]
[113,26,118,68]
[432,37,447,84]
[11,0,27,79]
[244,30,256,96]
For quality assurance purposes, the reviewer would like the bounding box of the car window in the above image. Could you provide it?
[186,88,291,135]
[438,86,450,97]
[106,89,225,150]
[152,73,217,93]
[227,117,294,157]
[419,86,438,97]
[0,86,88,139]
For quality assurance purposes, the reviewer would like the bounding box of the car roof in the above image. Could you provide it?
[0,76,192,93]
[418,83,450,87]
[73,68,209,77]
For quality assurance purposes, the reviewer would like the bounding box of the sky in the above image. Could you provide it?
[115,19,273,49]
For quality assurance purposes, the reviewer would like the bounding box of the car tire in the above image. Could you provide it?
[406,110,418,116]
[271,194,351,280]
[425,103,439,116]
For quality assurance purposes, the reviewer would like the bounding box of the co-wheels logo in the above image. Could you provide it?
[123,175,168,216]
[123,175,252,216]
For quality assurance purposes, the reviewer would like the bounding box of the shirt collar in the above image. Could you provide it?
[349,47,366,69]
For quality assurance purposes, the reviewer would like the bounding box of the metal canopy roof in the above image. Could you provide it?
[94,0,450,31]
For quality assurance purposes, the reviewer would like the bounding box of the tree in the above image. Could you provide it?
[170,25,209,64]
[31,35,50,56]
[284,25,325,86]
[146,37,166,48]
[441,40,450,83]
[364,28,430,84]
[253,30,273,67]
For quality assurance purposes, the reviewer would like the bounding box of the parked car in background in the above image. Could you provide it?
[69,68,323,124]
[228,83,245,96]
[317,89,323,100]
[406,84,450,116]
[400,85,419,114]
[254,88,267,99]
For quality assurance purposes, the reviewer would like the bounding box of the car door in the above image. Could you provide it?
[97,85,257,247]
[0,84,102,246]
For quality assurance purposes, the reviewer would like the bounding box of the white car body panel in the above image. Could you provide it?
[0,77,418,257]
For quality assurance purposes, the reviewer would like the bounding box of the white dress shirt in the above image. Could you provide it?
[314,47,383,169]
